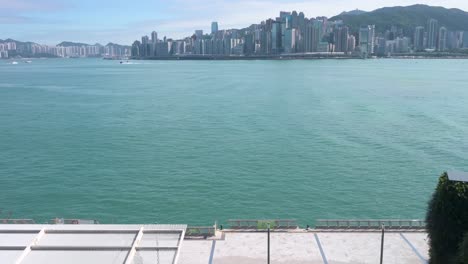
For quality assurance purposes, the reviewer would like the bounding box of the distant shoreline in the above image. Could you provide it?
[130,54,468,61]
[3,54,468,61]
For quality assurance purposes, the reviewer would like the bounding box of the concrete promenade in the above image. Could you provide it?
[178,231,429,264]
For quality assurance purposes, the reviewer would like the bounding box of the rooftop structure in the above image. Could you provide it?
[0,224,186,264]
[448,170,468,182]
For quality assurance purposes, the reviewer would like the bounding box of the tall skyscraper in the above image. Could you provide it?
[438,27,447,51]
[271,21,282,54]
[334,26,349,52]
[414,26,425,51]
[348,35,356,52]
[211,22,219,34]
[195,30,203,39]
[151,31,158,44]
[426,19,438,49]
[359,25,375,56]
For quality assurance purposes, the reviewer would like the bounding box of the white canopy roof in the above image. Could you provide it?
[0,224,186,264]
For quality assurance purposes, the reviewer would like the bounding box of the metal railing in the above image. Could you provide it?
[0,219,36,224]
[49,218,100,225]
[228,219,298,229]
[185,226,216,237]
[315,219,426,229]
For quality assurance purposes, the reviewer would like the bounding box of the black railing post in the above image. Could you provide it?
[380,224,385,264]
[267,223,270,264]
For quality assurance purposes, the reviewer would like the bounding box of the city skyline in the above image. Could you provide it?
[1,0,468,45]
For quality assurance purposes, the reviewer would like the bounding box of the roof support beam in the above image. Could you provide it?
[124,227,144,264]
[173,228,186,264]
[15,228,45,264]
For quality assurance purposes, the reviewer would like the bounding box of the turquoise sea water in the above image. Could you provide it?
[0,58,467,225]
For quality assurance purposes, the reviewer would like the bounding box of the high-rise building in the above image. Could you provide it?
[211,22,219,34]
[464,31,468,48]
[151,31,158,44]
[438,27,447,51]
[414,26,425,51]
[304,20,323,52]
[359,25,375,56]
[426,19,438,49]
[283,28,296,53]
[334,26,349,52]
[447,31,464,50]
[271,21,282,54]
[195,30,203,39]
[348,35,356,52]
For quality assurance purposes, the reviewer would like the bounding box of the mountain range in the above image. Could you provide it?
[330,4,468,34]
[2,5,468,46]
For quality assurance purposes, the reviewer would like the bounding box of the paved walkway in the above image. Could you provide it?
[178,231,429,264]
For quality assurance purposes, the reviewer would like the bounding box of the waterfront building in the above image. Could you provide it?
[348,35,356,52]
[271,21,282,54]
[243,32,255,55]
[317,42,329,52]
[334,26,349,52]
[195,30,203,39]
[446,31,464,50]
[151,31,158,44]
[376,37,386,56]
[304,20,323,52]
[414,26,425,51]
[283,28,296,53]
[359,25,375,56]
[396,37,410,53]
[211,22,219,34]
[426,18,438,50]
[463,31,468,48]
[438,27,447,51]
[131,40,141,57]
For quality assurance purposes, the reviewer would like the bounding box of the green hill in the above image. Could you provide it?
[330,5,468,34]
[57,41,94,47]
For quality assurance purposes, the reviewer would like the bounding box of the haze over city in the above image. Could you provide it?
[1,0,468,44]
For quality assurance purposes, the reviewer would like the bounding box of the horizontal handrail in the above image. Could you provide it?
[227,219,298,229]
[315,219,426,229]
[0,219,36,224]
[185,226,216,237]
[49,219,100,225]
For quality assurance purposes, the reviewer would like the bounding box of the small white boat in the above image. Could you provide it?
[11,61,19,65]
[25,60,32,63]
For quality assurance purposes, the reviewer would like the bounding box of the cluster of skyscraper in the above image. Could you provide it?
[0,41,130,59]
[413,19,464,52]
[0,42,16,58]
[132,11,468,58]
[132,12,359,58]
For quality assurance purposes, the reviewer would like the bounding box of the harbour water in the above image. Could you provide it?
[0,58,467,225]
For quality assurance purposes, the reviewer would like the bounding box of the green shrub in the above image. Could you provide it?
[426,172,468,264]
[459,233,468,264]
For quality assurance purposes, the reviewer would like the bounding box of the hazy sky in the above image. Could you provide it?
[1,0,467,45]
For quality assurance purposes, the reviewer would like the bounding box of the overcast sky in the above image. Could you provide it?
[1,0,467,45]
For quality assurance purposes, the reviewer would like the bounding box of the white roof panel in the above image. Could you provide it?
[448,171,468,182]
[0,224,186,264]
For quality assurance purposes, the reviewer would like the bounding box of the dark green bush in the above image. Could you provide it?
[459,233,468,264]
[426,172,468,264]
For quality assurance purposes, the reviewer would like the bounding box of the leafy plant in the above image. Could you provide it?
[426,172,468,264]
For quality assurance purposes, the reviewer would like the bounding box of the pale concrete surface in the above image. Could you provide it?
[178,231,429,264]
[319,232,426,264]
[400,233,429,261]
[178,240,213,264]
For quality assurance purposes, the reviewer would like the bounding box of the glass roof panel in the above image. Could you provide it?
[38,233,137,247]
[139,233,180,248]
[0,250,23,263]
[22,250,129,264]
[132,249,176,264]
